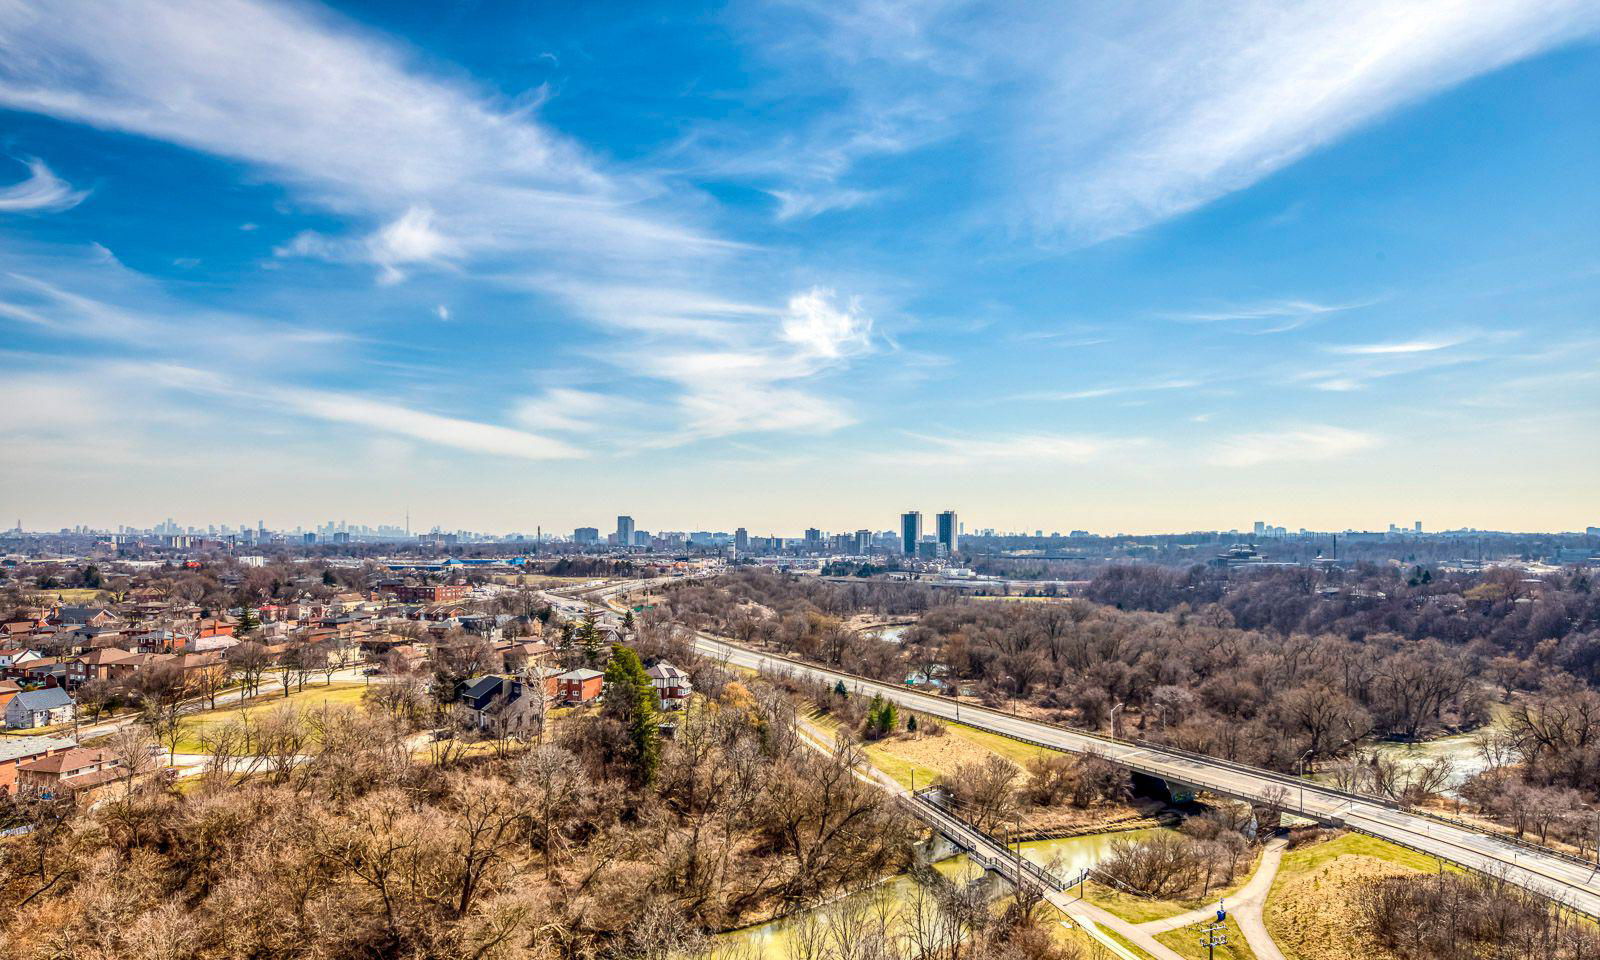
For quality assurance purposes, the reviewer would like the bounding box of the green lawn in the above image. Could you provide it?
[174,682,369,753]
[34,588,108,603]
[1274,833,1446,883]
[1080,850,1262,925]
[1155,916,1256,960]
[945,719,1058,767]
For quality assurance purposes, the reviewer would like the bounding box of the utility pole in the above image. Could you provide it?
[1199,921,1228,960]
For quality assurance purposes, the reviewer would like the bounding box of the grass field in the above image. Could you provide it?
[1263,834,1437,960]
[1080,860,1258,927]
[0,722,77,737]
[1155,915,1256,960]
[32,588,109,603]
[1274,833,1444,880]
[174,682,369,753]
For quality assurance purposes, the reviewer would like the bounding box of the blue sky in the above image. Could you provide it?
[1,0,1597,535]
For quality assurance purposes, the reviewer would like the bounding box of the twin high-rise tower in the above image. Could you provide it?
[901,509,958,556]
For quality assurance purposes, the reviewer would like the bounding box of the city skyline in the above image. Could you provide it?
[2,2,1598,532]
[10,510,1594,541]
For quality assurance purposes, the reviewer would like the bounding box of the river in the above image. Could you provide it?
[723,827,1164,956]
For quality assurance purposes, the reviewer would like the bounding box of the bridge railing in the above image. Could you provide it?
[602,582,1593,876]
[907,788,1071,892]
[1394,807,1600,871]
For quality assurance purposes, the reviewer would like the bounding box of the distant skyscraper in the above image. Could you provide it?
[574,526,599,544]
[616,515,634,547]
[804,527,823,544]
[937,511,958,555]
[1414,520,1423,533]
[900,511,922,556]
[854,529,872,554]
[734,527,749,552]
[1253,520,1265,538]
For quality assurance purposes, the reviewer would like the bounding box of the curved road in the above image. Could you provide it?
[571,577,1600,919]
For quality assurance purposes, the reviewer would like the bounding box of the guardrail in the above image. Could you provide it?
[908,787,1071,892]
[596,579,1596,883]
[1397,807,1600,871]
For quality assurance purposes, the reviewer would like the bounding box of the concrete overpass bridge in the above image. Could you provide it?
[562,577,1600,919]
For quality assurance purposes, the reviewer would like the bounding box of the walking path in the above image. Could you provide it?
[1133,836,1288,959]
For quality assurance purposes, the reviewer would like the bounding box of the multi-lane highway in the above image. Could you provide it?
[568,577,1600,918]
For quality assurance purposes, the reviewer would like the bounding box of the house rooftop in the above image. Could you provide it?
[18,746,113,776]
[12,687,73,710]
[0,735,76,764]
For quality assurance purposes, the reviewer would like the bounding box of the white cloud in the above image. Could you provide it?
[0,159,87,213]
[1017,1,1600,241]
[1207,425,1377,467]
[0,0,883,447]
[1171,298,1371,334]
[781,288,872,359]
[729,1,1600,241]
[1326,337,1469,356]
[369,206,459,283]
[1019,378,1200,402]
[886,431,1139,467]
[513,387,633,433]
[135,362,584,461]
[280,388,582,461]
[772,187,879,222]
[0,0,722,279]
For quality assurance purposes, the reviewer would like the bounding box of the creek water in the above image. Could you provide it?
[722,827,1166,957]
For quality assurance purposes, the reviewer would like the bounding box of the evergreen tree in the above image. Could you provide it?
[577,612,606,666]
[322,569,337,586]
[236,606,259,636]
[602,644,661,785]
[864,694,897,740]
[834,679,849,698]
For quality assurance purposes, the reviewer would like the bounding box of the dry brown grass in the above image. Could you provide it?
[1266,854,1409,960]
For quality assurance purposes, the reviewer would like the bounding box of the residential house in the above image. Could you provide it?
[68,647,142,687]
[0,679,19,717]
[458,675,529,730]
[15,747,125,797]
[555,668,604,705]
[646,661,692,709]
[0,734,77,796]
[53,606,120,629]
[5,686,75,729]
[0,648,44,673]
[16,658,67,688]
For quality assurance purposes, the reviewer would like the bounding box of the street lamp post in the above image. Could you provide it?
[1110,701,1124,739]
[1297,749,1314,814]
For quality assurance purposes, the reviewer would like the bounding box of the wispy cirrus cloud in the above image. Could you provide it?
[1017,377,1201,403]
[0,0,880,452]
[137,363,585,461]
[882,430,1145,467]
[722,1,1600,241]
[0,159,87,213]
[1207,425,1378,467]
[1325,337,1472,356]
[1170,298,1373,334]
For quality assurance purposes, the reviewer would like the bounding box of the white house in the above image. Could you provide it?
[5,687,76,729]
[0,648,44,670]
[646,661,692,709]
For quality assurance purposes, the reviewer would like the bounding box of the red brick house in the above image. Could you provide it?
[555,668,604,704]
[0,735,77,797]
[16,747,125,797]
